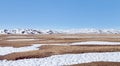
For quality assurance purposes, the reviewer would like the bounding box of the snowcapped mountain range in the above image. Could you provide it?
[0,29,120,34]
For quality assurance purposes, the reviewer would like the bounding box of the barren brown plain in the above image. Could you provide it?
[71,62,120,66]
[1,34,120,66]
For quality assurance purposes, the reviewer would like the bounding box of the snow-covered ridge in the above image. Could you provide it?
[0,29,120,34]
[1,52,120,66]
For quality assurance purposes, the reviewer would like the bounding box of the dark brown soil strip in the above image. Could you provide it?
[70,62,120,66]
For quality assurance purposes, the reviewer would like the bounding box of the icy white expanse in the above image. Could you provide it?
[0,52,120,66]
[1,41,120,66]
[0,44,42,55]
[71,41,120,45]
[1,28,120,34]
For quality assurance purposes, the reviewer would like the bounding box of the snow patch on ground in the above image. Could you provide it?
[71,41,120,45]
[0,52,120,66]
[7,36,28,38]
[0,44,68,55]
[7,39,38,41]
[58,36,81,38]
[0,44,42,55]
[1,41,120,55]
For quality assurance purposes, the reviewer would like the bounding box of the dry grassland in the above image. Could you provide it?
[71,62,120,66]
[1,34,120,47]
[1,45,120,60]
[0,34,120,65]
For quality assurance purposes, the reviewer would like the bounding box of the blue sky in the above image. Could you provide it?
[0,0,120,29]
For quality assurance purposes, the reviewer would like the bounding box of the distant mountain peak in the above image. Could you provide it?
[0,29,120,34]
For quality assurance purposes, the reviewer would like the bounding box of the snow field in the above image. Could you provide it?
[0,44,42,55]
[71,41,120,45]
[0,52,120,66]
